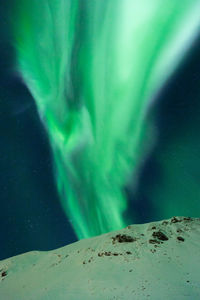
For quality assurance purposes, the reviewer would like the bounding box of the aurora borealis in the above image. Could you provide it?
[1,1,200,259]
[14,1,200,239]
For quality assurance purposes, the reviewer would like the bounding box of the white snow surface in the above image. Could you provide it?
[0,216,200,300]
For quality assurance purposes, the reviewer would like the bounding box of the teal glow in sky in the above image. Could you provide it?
[15,0,200,238]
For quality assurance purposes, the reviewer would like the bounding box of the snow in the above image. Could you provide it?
[0,216,200,299]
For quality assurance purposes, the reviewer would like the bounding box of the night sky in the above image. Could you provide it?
[1,2,200,259]
[0,2,76,260]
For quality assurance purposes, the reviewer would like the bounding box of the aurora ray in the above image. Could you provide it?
[14,0,200,238]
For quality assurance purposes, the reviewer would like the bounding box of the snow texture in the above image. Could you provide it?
[0,216,200,299]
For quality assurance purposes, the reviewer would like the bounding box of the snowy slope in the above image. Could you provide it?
[0,216,200,299]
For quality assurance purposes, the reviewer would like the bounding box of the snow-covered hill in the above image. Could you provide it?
[0,216,200,299]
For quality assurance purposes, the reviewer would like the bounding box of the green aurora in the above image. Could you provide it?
[15,1,200,239]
